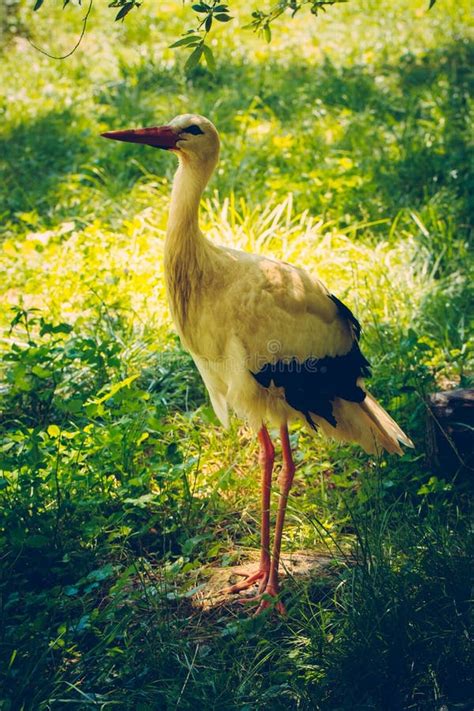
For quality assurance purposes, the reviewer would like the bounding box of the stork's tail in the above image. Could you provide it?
[315,392,414,455]
[358,392,414,455]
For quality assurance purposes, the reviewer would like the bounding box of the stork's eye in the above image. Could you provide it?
[181,125,204,136]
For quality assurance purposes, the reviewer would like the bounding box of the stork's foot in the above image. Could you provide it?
[223,567,269,595]
[255,585,286,616]
[237,585,286,616]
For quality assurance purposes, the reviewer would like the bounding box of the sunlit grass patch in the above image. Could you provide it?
[1,183,469,457]
[0,189,468,552]
[1,0,472,233]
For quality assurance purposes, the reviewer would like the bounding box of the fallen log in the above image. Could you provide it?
[426,388,474,479]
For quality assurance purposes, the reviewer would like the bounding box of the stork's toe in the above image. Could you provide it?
[254,585,286,616]
[223,567,269,594]
[232,584,286,616]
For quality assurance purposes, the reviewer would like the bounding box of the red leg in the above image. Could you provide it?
[224,426,274,594]
[256,424,295,615]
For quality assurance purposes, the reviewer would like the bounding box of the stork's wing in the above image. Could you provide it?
[188,246,370,430]
[214,248,359,365]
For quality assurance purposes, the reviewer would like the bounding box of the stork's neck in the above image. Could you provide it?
[166,156,213,247]
[164,154,215,335]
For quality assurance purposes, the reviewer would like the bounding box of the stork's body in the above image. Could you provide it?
[103,115,413,613]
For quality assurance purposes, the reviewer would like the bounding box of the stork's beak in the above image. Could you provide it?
[101,125,178,150]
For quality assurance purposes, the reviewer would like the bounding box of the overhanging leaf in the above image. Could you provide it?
[115,2,134,21]
[203,44,216,72]
[169,35,201,48]
[184,44,203,73]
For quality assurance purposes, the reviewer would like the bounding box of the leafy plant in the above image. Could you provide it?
[28,0,440,70]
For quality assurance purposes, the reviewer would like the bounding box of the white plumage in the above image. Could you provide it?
[103,113,413,614]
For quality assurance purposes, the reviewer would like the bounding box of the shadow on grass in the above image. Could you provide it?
[4,508,471,710]
[101,36,473,226]
[2,38,472,242]
[0,109,92,225]
[378,39,473,206]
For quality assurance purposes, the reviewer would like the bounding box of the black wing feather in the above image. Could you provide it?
[329,293,362,340]
[252,294,370,428]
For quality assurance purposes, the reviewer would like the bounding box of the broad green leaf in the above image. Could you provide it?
[123,493,156,507]
[92,374,139,405]
[60,398,83,414]
[85,563,115,582]
[215,13,232,21]
[62,430,79,439]
[184,44,203,73]
[203,44,216,72]
[33,0,45,10]
[115,2,134,21]
[31,365,53,378]
[40,321,73,336]
[183,582,207,598]
[169,36,201,48]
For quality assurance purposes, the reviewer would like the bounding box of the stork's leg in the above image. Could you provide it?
[256,424,295,615]
[224,426,274,594]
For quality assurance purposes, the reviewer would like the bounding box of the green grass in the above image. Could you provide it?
[0,0,473,708]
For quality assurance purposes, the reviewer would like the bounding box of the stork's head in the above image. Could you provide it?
[101,114,219,169]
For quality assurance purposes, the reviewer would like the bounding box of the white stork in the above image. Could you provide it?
[102,114,414,615]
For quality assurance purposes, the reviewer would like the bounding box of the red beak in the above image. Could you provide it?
[101,125,178,150]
